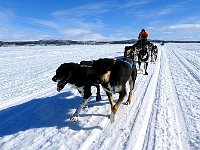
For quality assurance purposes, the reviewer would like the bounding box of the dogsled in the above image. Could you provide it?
[124,41,158,75]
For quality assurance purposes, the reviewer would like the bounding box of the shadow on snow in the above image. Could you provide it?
[0,91,108,137]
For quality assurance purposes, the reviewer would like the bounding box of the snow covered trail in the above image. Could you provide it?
[143,46,188,150]
[165,44,200,149]
[0,44,199,150]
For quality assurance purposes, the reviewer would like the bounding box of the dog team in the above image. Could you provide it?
[52,29,158,123]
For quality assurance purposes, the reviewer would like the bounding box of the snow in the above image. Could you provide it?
[0,43,199,150]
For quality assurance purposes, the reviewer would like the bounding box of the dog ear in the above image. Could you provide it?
[57,63,79,75]
[92,60,97,67]
[106,59,115,66]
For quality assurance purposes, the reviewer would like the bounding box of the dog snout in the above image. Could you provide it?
[52,76,57,82]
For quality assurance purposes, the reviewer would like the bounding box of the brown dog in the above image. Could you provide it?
[93,57,137,122]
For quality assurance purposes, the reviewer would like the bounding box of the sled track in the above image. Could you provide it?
[78,51,161,150]
[172,49,200,83]
[165,48,200,149]
[167,49,190,150]
[77,74,145,150]
[125,49,161,150]
[143,48,191,150]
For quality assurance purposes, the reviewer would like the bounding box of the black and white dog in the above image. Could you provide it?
[52,62,101,122]
[138,48,149,75]
[92,57,137,122]
[150,45,158,62]
[124,46,134,58]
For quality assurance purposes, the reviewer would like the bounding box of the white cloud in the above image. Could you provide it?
[162,31,173,34]
[158,7,174,16]
[61,28,106,41]
[31,19,59,29]
[118,0,147,9]
[158,1,188,16]
[52,1,147,18]
[52,2,112,17]
[166,24,200,30]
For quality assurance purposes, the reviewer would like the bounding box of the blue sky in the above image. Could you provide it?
[0,0,200,41]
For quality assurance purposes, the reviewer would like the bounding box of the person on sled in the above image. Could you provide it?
[138,29,148,47]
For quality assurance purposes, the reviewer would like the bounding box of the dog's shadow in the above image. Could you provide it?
[0,92,108,137]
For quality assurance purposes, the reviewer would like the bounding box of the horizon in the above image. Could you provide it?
[1,0,200,41]
[1,38,200,43]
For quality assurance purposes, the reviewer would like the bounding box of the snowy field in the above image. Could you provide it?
[0,43,199,150]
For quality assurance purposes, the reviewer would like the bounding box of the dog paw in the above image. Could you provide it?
[144,72,148,75]
[70,116,78,122]
[124,101,130,105]
[109,112,115,123]
[83,104,89,109]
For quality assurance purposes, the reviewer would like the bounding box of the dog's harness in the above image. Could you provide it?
[116,58,133,69]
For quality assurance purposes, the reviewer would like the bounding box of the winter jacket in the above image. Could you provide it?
[138,31,148,39]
